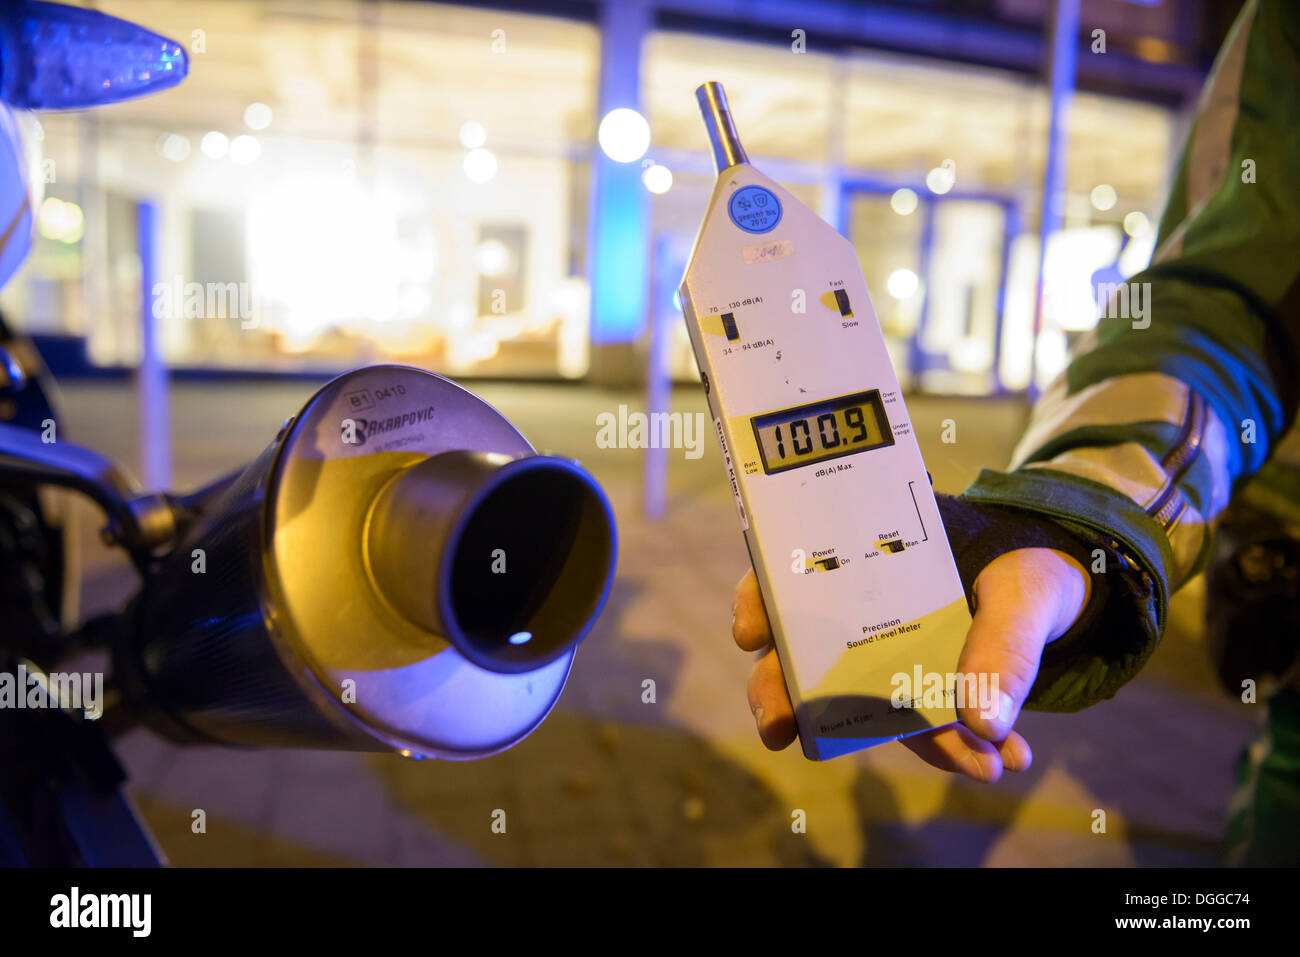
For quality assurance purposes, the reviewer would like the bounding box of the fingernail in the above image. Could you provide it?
[991,691,1019,735]
[752,705,765,729]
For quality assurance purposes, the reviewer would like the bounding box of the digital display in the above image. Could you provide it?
[751,390,893,474]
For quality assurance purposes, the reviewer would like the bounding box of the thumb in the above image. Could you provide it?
[956,548,1089,742]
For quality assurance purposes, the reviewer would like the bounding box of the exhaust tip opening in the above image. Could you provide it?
[442,459,615,674]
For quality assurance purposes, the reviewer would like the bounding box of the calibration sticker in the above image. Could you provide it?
[728,185,782,234]
[741,239,794,264]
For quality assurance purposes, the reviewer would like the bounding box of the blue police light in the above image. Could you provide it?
[0,1,187,110]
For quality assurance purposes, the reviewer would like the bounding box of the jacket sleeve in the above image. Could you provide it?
[963,0,1300,711]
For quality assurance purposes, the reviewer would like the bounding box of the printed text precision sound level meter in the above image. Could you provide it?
[679,82,972,759]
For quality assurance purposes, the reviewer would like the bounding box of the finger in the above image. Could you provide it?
[902,724,1005,782]
[746,647,797,750]
[732,567,773,652]
[957,552,1070,742]
[900,724,1031,781]
[998,730,1033,772]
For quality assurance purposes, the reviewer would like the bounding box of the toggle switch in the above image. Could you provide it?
[721,312,739,341]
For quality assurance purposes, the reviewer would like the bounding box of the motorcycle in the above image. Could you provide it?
[0,2,616,866]
[0,319,616,865]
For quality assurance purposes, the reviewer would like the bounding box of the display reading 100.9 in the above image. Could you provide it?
[751,390,894,474]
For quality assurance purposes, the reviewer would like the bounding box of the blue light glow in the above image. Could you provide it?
[589,159,649,343]
[508,632,532,645]
[0,1,188,110]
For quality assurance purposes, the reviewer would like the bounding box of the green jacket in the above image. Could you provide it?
[964,0,1300,711]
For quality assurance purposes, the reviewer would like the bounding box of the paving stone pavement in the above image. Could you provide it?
[53,379,1258,866]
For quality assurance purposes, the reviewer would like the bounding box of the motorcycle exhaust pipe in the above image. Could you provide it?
[119,365,616,759]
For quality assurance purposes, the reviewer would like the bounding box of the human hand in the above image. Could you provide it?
[731,547,1091,781]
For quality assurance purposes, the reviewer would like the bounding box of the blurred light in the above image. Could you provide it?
[37,197,62,236]
[463,147,498,183]
[552,278,587,318]
[243,102,272,130]
[1057,300,1102,332]
[248,177,402,336]
[158,133,190,162]
[399,285,432,319]
[38,197,84,243]
[672,290,682,312]
[890,188,918,215]
[591,164,647,343]
[1090,184,1117,211]
[950,338,992,373]
[61,202,84,244]
[200,130,229,159]
[1123,211,1151,237]
[1134,36,1179,65]
[444,303,473,333]
[474,238,510,276]
[447,329,502,371]
[0,2,187,109]
[641,163,672,194]
[1042,226,1121,332]
[508,632,532,645]
[554,277,590,379]
[999,234,1040,390]
[886,268,919,299]
[598,108,650,163]
[925,165,955,195]
[458,120,487,149]
[1119,230,1157,278]
[1035,328,1069,386]
[229,134,261,165]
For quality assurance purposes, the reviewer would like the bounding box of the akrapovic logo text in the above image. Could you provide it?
[341,405,436,445]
